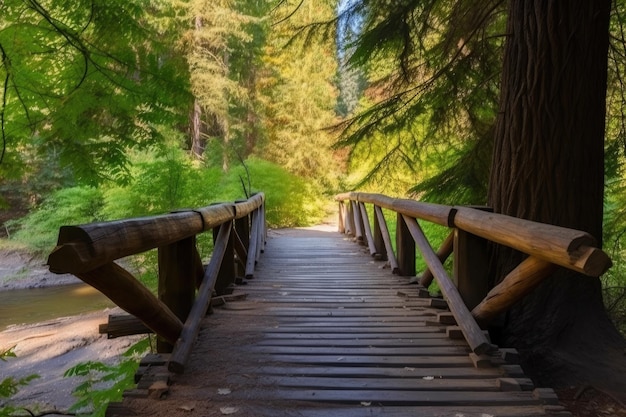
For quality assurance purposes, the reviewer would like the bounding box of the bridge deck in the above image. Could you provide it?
[113,228,568,417]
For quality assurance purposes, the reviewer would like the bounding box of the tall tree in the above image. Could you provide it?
[258,0,341,189]
[488,0,626,395]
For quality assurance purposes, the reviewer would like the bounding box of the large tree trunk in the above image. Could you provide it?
[488,0,626,397]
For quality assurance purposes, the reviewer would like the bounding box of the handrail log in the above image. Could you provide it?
[169,221,233,374]
[336,192,454,227]
[75,262,183,344]
[47,202,255,274]
[234,193,265,219]
[451,207,612,276]
[401,215,493,355]
[472,257,556,324]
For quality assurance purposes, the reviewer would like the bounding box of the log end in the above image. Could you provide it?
[572,246,612,276]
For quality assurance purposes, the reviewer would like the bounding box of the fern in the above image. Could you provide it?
[64,338,150,417]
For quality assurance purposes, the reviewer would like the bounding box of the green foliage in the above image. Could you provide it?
[257,0,342,190]
[219,158,328,227]
[334,0,504,199]
[0,347,39,417]
[64,338,150,417]
[0,0,191,184]
[6,186,103,253]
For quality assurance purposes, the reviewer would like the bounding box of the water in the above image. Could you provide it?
[0,283,114,331]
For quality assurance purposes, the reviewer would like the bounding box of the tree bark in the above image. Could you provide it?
[488,0,626,396]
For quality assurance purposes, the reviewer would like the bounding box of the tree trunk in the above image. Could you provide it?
[190,98,205,159]
[488,0,626,397]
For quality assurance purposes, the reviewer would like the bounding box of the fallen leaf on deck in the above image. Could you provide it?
[423,376,435,380]
[220,406,238,415]
[178,404,194,412]
[218,388,232,395]
[361,401,372,407]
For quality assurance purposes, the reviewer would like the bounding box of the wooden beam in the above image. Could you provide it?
[372,205,386,260]
[396,213,415,277]
[358,203,377,256]
[214,222,235,295]
[169,222,232,374]
[75,262,183,344]
[233,193,264,219]
[452,207,611,276]
[157,237,198,352]
[419,231,454,288]
[401,215,493,355]
[246,209,260,279]
[374,206,398,273]
[48,204,235,274]
[336,193,455,227]
[351,201,364,243]
[338,201,345,233]
[472,257,556,325]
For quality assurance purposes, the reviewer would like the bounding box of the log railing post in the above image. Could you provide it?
[351,200,364,244]
[396,213,416,277]
[374,206,399,273]
[454,228,490,311]
[338,201,345,233]
[234,205,250,279]
[213,221,235,295]
[346,200,355,236]
[157,236,198,352]
[372,205,387,261]
[169,221,233,373]
[358,202,377,256]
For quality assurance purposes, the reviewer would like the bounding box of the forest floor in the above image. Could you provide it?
[0,244,625,416]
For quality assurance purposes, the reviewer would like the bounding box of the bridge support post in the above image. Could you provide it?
[454,228,490,311]
[234,205,250,279]
[214,221,235,295]
[396,213,416,277]
[157,236,198,352]
[373,206,387,261]
[338,201,345,233]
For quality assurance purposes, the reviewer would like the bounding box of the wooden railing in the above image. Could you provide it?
[47,193,266,373]
[335,192,612,355]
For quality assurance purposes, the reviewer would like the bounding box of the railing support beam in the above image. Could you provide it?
[402,215,493,355]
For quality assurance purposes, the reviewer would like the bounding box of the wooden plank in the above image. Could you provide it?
[250,346,470,356]
[261,354,473,367]
[262,376,499,391]
[256,365,502,378]
[223,388,543,406]
[235,404,555,417]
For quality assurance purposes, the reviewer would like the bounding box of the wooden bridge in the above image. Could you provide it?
[47,192,611,417]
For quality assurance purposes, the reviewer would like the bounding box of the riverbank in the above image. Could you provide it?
[0,248,145,414]
[1,308,145,414]
[0,248,81,291]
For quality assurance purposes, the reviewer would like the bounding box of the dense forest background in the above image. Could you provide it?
[1,0,626,341]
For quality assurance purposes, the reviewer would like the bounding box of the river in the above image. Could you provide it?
[0,283,114,331]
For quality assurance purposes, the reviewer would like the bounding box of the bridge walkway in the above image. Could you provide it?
[113,227,568,417]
